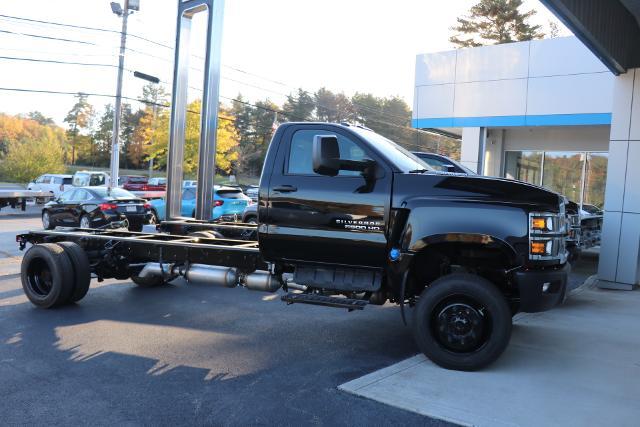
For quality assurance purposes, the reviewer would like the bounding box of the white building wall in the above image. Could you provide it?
[502,126,611,152]
[413,37,614,129]
[599,69,640,290]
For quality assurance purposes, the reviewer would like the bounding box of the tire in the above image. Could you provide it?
[411,273,512,371]
[57,241,91,303]
[244,215,257,225]
[149,209,159,225]
[130,274,166,288]
[21,243,75,308]
[42,210,53,230]
[80,214,91,229]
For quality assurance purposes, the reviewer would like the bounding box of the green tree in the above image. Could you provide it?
[282,89,315,121]
[449,0,544,48]
[90,104,114,167]
[0,114,66,183]
[64,93,95,165]
[26,111,55,126]
[315,88,355,123]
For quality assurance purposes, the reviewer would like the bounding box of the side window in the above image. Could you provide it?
[35,175,45,183]
[75,190,89,201]
[52,177,62,184]
[41,176,51,184]
[183,188,196,200]
[287,129,367,176]
[420,156,450,172]
[59,189,76,202]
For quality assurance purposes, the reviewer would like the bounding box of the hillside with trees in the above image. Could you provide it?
[0,84,459,184]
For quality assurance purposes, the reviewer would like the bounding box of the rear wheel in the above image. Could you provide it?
[42,210,53,230]
[245,215,257,225]
[149,209,159,225]
[57,241,91,303]
[79,215,91,229]
[21,243,74,308]
[411,273,512,371]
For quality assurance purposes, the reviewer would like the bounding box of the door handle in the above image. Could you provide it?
[273,185,297,193]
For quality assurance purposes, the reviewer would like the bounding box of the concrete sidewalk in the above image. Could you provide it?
[340,282,640,427]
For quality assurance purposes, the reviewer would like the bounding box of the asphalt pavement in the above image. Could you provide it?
[0,215,446,426]
[0,215,597,426]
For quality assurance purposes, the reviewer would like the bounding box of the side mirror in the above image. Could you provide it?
[312,135,375,177]
[312,135,340,176]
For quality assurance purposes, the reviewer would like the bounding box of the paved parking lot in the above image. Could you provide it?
[0,214,598,426]
[0,215,446,426]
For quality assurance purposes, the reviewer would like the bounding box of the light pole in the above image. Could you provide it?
[109,0,139,188]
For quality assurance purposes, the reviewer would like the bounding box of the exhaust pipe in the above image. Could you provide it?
[135,262,281,292]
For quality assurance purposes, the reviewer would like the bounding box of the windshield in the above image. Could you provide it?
[91,187,136,199]
[351,127,432,172]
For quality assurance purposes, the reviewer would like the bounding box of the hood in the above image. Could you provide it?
[393,172,562,212]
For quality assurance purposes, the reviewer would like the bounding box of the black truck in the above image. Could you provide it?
[17,122,569,371]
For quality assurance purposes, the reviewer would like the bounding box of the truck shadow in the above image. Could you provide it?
[0,278,435,424]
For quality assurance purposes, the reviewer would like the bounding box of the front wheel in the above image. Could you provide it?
[411,273,512,371]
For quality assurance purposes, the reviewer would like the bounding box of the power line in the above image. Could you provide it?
[0,86,235,122]
[1,13,412,123]
[0,13,174,50]
[0,55,116,68]
[0,14,443,138]
[0,28,95,45]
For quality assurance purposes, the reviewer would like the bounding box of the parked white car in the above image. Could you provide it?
[72,171,110,187]
[148,177,167,186]
[27,174,73,197]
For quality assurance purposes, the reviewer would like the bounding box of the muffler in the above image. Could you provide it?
[135,262,281,292]
[242,271,281,292]
[184,264,237,288]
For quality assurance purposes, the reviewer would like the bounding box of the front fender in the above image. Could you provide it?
[400,199,528,263]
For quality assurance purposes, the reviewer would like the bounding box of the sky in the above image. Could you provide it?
[0,0,569,126]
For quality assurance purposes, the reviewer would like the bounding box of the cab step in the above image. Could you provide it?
[281,293,368,311]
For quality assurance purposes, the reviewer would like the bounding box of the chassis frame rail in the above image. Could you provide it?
[18,227,267,271]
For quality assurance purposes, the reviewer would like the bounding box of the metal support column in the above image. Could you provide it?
[166,0,225,220]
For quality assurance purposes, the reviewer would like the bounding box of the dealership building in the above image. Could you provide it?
[413,1,640,290]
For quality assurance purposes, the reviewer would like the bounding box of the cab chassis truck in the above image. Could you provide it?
[16,0,569,371]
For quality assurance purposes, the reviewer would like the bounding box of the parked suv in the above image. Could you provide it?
[27,174,73,197]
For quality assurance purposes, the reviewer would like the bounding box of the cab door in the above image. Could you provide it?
[262,125,391,267]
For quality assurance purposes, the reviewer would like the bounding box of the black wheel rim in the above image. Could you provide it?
[26,258,54,297]
[42,212,49,228]
[431,294,491,353]
[81,217,90,228]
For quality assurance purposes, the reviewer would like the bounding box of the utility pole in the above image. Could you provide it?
[109,0,132,188]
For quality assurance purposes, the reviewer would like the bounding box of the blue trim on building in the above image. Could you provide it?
[412,113,612,128]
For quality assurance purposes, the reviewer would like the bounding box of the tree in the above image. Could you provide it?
[121,104,144,169]
[0,114,66,183]
[64,93,94,165]
[90,104,115,167]
[281,89,315,121]
[26,111,55,126]
[449,0,544,48]
[315,88,355,123]
[147,100,239,176]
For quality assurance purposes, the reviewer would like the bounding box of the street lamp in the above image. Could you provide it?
[109,0,141,188]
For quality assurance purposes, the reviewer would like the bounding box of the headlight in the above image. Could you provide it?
[528,211,567,262]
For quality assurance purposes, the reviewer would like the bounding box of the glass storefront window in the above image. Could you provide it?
[503,150,609,212]
[583,153,608,210]
[504,151,543,185]
[542,152,584,202]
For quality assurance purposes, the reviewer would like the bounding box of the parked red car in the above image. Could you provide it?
[120,175,166,191]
